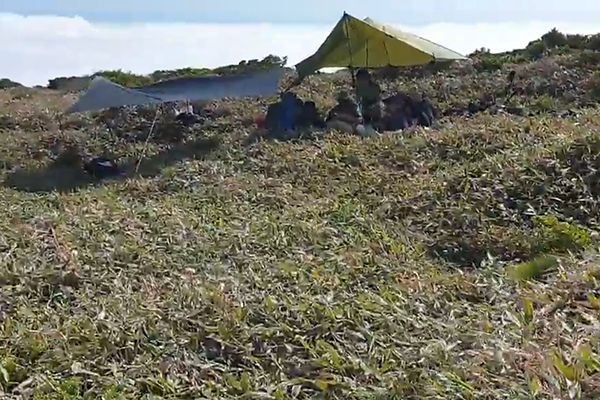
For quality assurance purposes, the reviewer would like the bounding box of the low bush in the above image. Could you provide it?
[0,79,22,89]
[542,28,568,49]
[526,40,546,59]
[532,215,592,254]
[95,70,153,88]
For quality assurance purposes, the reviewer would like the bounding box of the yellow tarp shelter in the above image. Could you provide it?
[295,13,466,80]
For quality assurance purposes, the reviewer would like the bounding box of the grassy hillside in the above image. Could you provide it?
[0,32,600,399]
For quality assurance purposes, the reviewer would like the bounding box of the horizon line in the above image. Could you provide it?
[2,10,595,27]
[2,11,596,30]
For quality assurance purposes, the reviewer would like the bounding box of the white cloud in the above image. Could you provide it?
[1,13,598,86]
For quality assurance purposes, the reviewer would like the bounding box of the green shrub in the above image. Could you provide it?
[32,377,83,399]
[474,56,506,72]
[533,216,592,254]
[150,67,213,82]
[95,70,153,87]
[472,47,491,55]
[547,46,574,56]
[587,34,600,51]
[578,50,600,67]
[509,255,559,282]
[542,28,568,49]
[531,95,557,113]
[0,115,16,130]
[509,54,531,64]
[585,72,600,101]
[526,40,546,59]
[213,54,287,75]
[47,76,91,91]
[593,82,600,102]
[0,79,22,89]
[566,34,590,49]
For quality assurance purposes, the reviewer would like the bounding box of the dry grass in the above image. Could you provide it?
[0,51,600,399]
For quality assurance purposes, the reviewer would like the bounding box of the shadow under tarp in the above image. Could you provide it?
[3,138,220,193]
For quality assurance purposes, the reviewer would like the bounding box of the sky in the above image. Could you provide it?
[3,0,599,24]
[1,0,599,86]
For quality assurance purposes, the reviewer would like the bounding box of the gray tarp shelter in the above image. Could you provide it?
[67,68,285,114]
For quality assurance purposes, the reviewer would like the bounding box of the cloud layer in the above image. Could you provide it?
[1,13,598,86]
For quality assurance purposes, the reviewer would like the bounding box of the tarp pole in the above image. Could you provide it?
[343,14,356,88]
[135,106,161,174]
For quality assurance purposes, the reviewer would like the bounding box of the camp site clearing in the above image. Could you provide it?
[1,19,600,400]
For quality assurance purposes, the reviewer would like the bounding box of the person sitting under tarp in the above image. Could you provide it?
[355,69,386,130]
[413,96,436,127]
[382,93,437,130]
[263,92,325,139]
[324,89,437,135]
[264,92,304,139]
[299,101,326,129]
[355,69,437,132]
[325,91,362,134]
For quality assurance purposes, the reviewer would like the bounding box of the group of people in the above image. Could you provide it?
[262,69,437,139]
[260,93,326,140]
